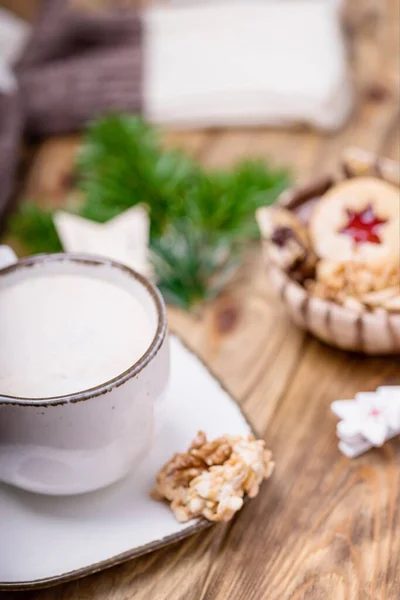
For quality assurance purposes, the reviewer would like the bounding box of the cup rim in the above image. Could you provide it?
[0,253,167,406]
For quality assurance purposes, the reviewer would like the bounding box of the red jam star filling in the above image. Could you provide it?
[339,204,388,245]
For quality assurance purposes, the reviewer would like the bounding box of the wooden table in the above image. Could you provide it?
[2,0,400,598]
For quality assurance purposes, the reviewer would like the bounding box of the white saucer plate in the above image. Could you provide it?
[0,336,254,590]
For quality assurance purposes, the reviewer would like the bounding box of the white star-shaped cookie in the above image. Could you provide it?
[331,386,400,457]
[53,207,151,277]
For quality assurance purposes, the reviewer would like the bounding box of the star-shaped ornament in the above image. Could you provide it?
[331,386,400,457]
[53,207,151,277]
[338,203,388,245]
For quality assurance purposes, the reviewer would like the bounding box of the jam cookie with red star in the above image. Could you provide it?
[309,177,400,267]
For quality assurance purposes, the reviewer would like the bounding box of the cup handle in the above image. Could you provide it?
[0,245,18,269]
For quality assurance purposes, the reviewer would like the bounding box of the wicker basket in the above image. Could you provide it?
[258,149,400,355]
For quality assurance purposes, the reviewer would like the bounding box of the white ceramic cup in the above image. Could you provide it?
[0,247,169,495]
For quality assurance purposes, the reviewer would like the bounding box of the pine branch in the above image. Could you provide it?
[8,204,62,254]
[8,115,290,307]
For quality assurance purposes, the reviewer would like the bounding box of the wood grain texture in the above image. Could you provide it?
[1,0,399,598]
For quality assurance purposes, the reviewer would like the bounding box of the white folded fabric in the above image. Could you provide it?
[144,0,352,130]
[0,8,30,67]
[0,61,15,94]
[0,8,30,94]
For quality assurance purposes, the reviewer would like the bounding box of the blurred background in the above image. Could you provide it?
[0,0,398,312]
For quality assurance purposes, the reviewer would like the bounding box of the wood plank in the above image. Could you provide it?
[0,0,42,22]
[197,345,400,600]
[22,136,82,209]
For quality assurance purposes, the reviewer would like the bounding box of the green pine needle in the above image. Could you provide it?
[150,219,242,309]
[9,115,290,307]
[77,115,200,236]
[8,204,62,254]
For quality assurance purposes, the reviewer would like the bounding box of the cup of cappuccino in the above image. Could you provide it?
[0,247,169,495]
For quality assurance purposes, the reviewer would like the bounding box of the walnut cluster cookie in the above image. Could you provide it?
[309,260,400,311]
[152,431,274,523]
